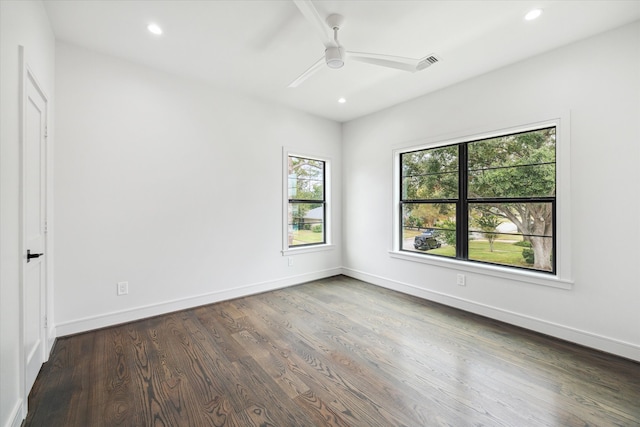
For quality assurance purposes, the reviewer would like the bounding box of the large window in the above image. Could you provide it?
[287,155,326,248]
[400,127,556,273]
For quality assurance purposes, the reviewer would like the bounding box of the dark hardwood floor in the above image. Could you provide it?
[26,275,640,426]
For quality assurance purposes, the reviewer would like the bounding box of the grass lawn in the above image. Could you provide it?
[429,239,532,268]
[291,229,324,245]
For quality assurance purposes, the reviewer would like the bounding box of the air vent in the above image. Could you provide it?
[417,55,440,71]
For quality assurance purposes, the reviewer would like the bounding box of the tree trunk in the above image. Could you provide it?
[528,204,553,271]
[487,235,495,252]
[497,203,553,271]
[530,236,552,271]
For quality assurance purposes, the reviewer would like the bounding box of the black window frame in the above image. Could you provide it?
[287,155,326,248]
[399,126,557,274]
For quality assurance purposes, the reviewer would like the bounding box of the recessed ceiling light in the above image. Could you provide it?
[147,23,163,35]
[524,9,542,21]
[338,97,346,104]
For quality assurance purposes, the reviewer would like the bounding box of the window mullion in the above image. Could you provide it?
[457,143,468,260]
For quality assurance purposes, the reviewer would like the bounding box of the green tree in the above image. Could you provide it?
[435,219,457,248]
[289,156,324,201]
[472,213,501,252]
[408,204,445,228]
[402,145,458,200]
[469,129,555,271]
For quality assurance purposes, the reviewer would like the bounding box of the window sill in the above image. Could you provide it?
[389,250,573,290]
[283,244,335,256]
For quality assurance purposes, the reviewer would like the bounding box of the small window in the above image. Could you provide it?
[400,127,556,273]
[287,155,326,247]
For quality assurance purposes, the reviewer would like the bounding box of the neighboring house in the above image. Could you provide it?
[496,222,518,233]
[303,207,323,225]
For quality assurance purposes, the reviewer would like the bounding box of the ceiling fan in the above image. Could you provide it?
[289,0,440,88]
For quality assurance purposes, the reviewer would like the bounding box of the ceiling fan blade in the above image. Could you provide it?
[293,0,337,48]
[348,52,439,73]
[288,56,325,88]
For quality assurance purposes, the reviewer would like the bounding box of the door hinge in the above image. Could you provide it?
[44,316,48,329]
[44,126,48,139]
[44,220,48,234]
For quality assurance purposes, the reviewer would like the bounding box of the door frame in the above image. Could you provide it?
[19,45,51,418]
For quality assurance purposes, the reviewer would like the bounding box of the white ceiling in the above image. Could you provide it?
[43,0,640,122]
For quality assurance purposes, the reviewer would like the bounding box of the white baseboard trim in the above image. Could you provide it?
[343,268,640,362]
[55,268,342,337]
[4,399,23,427]
[46,326,56,359]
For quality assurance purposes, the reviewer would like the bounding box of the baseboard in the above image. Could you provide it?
[55,268,342,337]
[4,399,23,427]
[46,326,56,360]
[342,267,640,362]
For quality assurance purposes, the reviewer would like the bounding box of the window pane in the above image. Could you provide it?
[468,128,555,199]
[401,146,458,200]
[401,203,456,257]
[468,163,555,198]
[289,202,324,246]
[468,128,556,169]
[468,203,553,272]
[288,156,324,200]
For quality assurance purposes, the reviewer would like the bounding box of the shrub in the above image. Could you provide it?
[311,225,322,233]
[522,248,534,264]
[513,240,532,247]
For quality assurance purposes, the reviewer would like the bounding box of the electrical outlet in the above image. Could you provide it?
[288,257,294,267]
[456,274,466,286]
[117,281,129,296]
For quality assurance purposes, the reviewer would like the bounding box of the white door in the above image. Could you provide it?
[23,65,48,393]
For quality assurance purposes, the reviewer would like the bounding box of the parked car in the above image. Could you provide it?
[414,229,441,251]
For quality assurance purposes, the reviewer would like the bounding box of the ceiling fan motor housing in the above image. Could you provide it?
[325,46,345,68]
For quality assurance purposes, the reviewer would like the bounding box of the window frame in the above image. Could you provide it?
[391,115,573,289]
[282,148,334,255]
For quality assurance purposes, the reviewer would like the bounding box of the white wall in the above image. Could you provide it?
[342,22,640,361]
[54,42,342,335]
[0,2,55,426]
